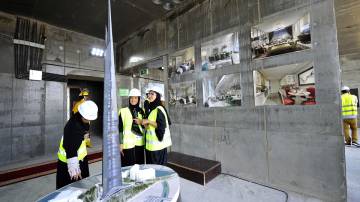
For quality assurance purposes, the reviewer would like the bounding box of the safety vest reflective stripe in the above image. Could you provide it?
[135,113,144,146]
[343,109,357,112]
[119,107,145,148]
[145,106,172,151]
[342,93,358,118]
[120,108,136,149]
[343,104,356,107]
[135,134,144,146]
[57,136,87,163]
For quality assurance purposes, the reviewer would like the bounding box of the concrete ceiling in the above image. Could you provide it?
[255,8,308,33]
[0,0,180,42]
[335,0,360,59]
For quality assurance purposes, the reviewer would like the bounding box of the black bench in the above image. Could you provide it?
[167,152,221,185]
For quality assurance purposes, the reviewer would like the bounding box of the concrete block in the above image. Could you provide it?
[64,43,80,67]
[0,128,12,165]
[265,106,339,135]
[215,128,268,182]
[258,0,309,18]
[0,12,15,36]
[170,107,216,126]
[167,18,178,50]
[45,81,64,125]
[268,132,346,202]
[11,126,44,161]
[79,47,104,70]
[175,124,219,160]
[179,4,204,46]
[44,124,63,155]
[0,73,12,128]
[215,107,265,130]
[169,124,182,153]
[12,79,44,127]
[0,37,14,74]
[177,9,200,49]
[211,0,240,34]
[44,64,65,75]
[120,20,166,69]
[44,38,65,64]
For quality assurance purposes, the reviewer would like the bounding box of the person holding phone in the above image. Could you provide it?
[118,88,145,166]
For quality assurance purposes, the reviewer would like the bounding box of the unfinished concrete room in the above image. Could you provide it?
[0,0,359,201]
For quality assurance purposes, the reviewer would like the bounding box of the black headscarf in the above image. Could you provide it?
[74,112,90,131]
[148,92,171,125]
[148,92,162,112]
[128,96,143,118]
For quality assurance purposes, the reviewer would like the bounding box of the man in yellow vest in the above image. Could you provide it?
[56,100,98,189]
[118,88,145,166]
[72,88,92,147]
[341,86,359,147]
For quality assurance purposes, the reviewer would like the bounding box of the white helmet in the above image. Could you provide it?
[147,86,162,95]
[129,88,141,97]
[78,100,98,121]
[341,86,350,91]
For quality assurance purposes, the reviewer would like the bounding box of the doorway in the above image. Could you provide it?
[67,79,104,152]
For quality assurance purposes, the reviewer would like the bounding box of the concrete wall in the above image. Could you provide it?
[0,11,107,167]
[118,0,345,201]
[119,20,167,70]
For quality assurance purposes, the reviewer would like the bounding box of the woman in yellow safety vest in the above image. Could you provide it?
[141,86,172,165]
[56,100,98,189]
[118,88,145,166]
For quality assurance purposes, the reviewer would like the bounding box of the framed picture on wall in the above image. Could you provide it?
[298,66,315,86]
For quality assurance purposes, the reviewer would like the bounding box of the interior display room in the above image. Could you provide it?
[118,0,344,201]
[0,0,346,201]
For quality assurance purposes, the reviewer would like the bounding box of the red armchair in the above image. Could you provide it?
[302,87,316,105]
[279,89,295,105]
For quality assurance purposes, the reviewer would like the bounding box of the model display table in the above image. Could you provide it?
[37,164,180,202]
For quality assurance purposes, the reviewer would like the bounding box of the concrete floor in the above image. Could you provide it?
[346,146,360,202]
[0,147,358,202]
[0,135,103,172]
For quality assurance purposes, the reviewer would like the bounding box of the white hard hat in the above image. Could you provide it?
[78,100,98,121]
[129,88,141,97]
[342,86,350,91]
[147,86,162,95]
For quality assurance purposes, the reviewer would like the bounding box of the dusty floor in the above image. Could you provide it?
[0,146,358,202]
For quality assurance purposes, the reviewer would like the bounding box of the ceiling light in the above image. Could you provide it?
[163,2,174,10]
[129,56,143,63]
[172,0,183,4]
[152,0,163,5]
[91,48,104,57]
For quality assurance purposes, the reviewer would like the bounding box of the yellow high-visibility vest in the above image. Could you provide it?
[145,106,172,151]
[342,93,358,119]
[119,107,144,149]
[57,136,87,163]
